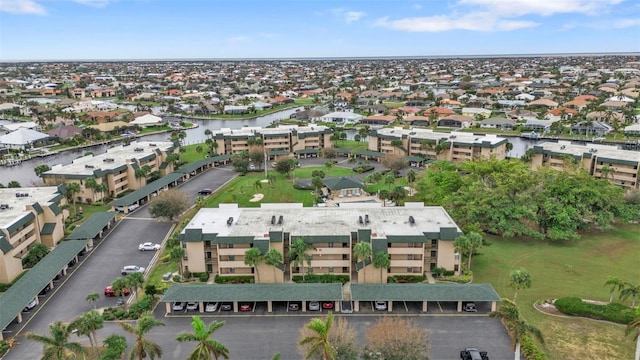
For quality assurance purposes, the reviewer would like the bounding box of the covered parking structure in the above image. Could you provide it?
[350,283,501,313]
[161,283,343,314]
[66,211,117,248]
[353,149,384,161]
[0,239,89,340]
[110,155,232,213]
[294,148,320,159]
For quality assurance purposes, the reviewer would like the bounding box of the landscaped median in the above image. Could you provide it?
[546,297,636,325]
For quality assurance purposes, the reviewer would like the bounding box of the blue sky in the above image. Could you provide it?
[1,0,639,61]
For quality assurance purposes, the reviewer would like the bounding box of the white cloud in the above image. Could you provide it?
[258,32,280,39]
[331,8,365,24]
[459,0,624,16]
[413,4,423,10]
[71,0,113,7]
[613,18,640,28]
[227,36,249,44]
[0,0,46,15]
[374,12,538,32]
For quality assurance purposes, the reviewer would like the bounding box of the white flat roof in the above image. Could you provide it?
[0,187,61,230]
[44,141,173,176]
[536,141,640,162]
[376,127,506,145]
[185,203,460,238]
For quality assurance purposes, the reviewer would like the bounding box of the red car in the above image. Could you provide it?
[240,303,251,312]
[322,302,334,309]
[104,286,130,297]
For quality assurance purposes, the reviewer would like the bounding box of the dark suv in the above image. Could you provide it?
[198,188,212,195]
[460,348,489,360]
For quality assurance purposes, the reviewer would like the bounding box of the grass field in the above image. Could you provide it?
[473,225,640,359]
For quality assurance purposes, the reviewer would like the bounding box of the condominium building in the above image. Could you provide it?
[530,140,640,188]
[0,186,68,283]
[210,125,333,159]
[41,141,176,203]
[179,203,463,284]
[368,127,508,162]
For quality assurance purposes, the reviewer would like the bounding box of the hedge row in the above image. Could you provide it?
[388,275,425,283]
[215,275,254,284]
[554,296,635,324]
[292,274,349,284]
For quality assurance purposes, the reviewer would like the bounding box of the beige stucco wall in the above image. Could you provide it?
[437,240,460,275]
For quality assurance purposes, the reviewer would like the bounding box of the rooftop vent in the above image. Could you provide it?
[15,193,29,198]
[271,215,276,225]
[134,148,144,152]
[103,158,115,163]
[85,165,94,169]
[278,215,284,225]
[358,215,364,225]
[149,143,156,147]
[365,214,370,224]
[0,204,9,210]
[560,145,566,150]
[409,216,415,225]
[226,217,234,226]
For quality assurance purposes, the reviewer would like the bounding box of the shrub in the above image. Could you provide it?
[520,334,548,360]
[0,340,8,357]
[293,183,314,190]
[352,165,375,173]
[128,294,155,316]
[292,274,349,284]
[144,284,158,296]
[388,275,425,283]
[215,275,254,284]
[172,275,181,282]
[554,297,635,324]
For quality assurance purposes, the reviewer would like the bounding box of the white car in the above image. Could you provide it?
[138,242,161,251]
[308,301,320,311]
[186,302,199,311]
[121,265,145,275]
[205,302,219,312]
[374,301,387,311]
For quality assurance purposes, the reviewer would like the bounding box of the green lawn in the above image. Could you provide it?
[473,225,640,360]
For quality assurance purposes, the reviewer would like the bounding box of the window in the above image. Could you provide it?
[228,255,235,261]
[431,239,437,247]
[230,268,235,274]
[181,242,187,248]
[204,241,211,247]
[328,242,334,248]
[407,267,413,272]
[431,250,437,258]
[454,265,459,272]
[328,267,334,273]
[343,267,348,273]
[407,254,413,260]
[228,244,234,249]
[207,264,213,272]
[206,252,212,259]
[342,254,349,260]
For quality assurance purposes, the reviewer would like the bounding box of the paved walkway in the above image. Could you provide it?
[425,272,436,284]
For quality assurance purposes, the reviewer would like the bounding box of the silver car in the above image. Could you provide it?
[121,265,145,276]
[308,301,320,311]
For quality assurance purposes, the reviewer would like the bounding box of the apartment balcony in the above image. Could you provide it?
[306,259,350,268]
[12,234,37,256]
[387,247,424,255]
[389,259,424,267]
[217,260,249,268]
[217,248,250,256]
[313,247,350,255]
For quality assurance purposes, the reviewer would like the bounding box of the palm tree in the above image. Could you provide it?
[311,176,324,196]
[509,268,532,303]
[490,299,543,360]
[71,309,104,358]
[85,177,98,202]
[604,276,626,303]
[372,251,390,283]
[383,172,395,191]
[254,179,263,193]
[266,172,276,189]
[299,312,335,360]
[27,321,87,360]
[170,246,186,278]
[102,334,127,360]
[85,292,99,309]
[111,277,130,304]
[625,308,640,360]
[353,242,372,283]
[176,316,229,360]
[66,182,81,219]
[264,248,283,282]
[406,169,416,196]
[118,311,165,360]
[126,272,145,294]
[289,237,315,282]
[244,247,264,283]
[621,282,640,308]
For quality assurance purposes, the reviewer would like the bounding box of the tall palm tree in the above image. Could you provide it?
[264,248,283,282]
[406,169,416,196]
[102,334,127,360]
[372,251,390,283]
[170,246,185,277]
[126,272,145,294]
[299,312,335,360]
[84,177,98,203]
[490,299,544,360]
[244,247,264,283]
[118,311,165,360]
[85,292,99,309]
[66,182,81,219]
[176,316,229,360]
[71,309,104,358]
[289,237,315,282]
[353,242,372,283]
[26,321,87,360]
[604,276,626,303]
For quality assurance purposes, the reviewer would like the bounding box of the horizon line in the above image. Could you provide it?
[1,51,639,63]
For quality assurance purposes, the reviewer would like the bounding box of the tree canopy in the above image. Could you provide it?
[416,159,638,241]
[149,189,189,221]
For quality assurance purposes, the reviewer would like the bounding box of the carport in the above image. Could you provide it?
[65,211,117,248]
[173,155,232,179]
[353,149,384,161]
[0,239,89,340]
[160,283,343,314]
[350,283,501,313]
[294,149,319,159]
[110,172,184,213]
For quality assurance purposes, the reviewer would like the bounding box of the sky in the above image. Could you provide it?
[0,0,639,61]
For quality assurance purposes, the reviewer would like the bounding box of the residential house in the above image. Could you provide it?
[570,121,612,136]
[438,115,474,129]
[480,117,516,131]
[317,111,363,124]
[462,107,492,119]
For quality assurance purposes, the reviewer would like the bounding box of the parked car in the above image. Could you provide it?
[288,303,300,311]
[374,301,387,311]
[322,302,334,309]
[172,302,185,311]
[460,347,489,360]
[205,302,219,312]
[121,265,145,275]
[220,303,232,311]
[104,286,131,297]
[240,303,251,312]
[23,298,37,312]
[463,302,478,312]
[186,302,198,311]
[138,242,161,251]
[308,301,320,311]
[198,188,213,195]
